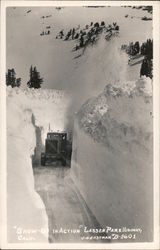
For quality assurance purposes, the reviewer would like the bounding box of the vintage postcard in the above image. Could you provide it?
[0,0,159,249]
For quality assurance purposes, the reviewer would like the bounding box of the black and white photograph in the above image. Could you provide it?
[0,0,159,249]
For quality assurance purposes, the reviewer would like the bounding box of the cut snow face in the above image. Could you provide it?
[77,76,152,148]
[71,76,153,242]
[6,86,111,243]
[7,89,47,242]
[7,87,72,242]
[7,87,71,143]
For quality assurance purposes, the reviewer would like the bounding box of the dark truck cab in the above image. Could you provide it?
[41,132,67,166]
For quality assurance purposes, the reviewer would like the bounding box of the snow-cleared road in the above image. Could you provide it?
[33,165,110,243]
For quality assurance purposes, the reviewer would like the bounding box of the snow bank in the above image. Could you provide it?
[7,86,70,242]
[7,6,152,90]
[6,7,152,130]
[71,77,153,242]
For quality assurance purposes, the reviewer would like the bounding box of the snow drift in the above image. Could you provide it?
[71,77,153,242]
[7,86,70,242]
[7,6,152,90]
[7,6,152,120]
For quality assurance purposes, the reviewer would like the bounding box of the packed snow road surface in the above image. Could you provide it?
[33,165,110,243]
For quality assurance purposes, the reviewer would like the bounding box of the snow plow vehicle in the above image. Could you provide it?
[41,132,67,166]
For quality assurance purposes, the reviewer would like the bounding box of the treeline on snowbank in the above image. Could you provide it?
[123,5,152,14]
[56,21,119,51]
[6,65,44,89]
[121,39,153,79]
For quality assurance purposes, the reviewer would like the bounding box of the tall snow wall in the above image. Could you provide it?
[7,87,70,242]
[71,77,153,242]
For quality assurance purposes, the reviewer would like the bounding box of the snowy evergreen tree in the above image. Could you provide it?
[94,22,99,28]
[134,41,140,54]
[6,68,21,88]
[79,36,84,47]
[140,58,153,79]
[140,39,153,79]
[140,39,153,59]
[101,21,105,26]
[27,66,43,88]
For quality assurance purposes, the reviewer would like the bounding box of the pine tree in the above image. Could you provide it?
[140,39,153,79]
[134,41,140,54]
[128,42,134,55]
[101,21,105,26]
[28,65,33,87]
[94,22,99,28]
[27,66,43,88]
[140,39,153,59]
[115,25,119,31]
[140,42,146,55]
[140,58,153,79]
[79,36,84,47]
[72,28,75,39]
[16,78,21,87]
[146,39,153,60]
[140,59,147,77]
[6,68,21,88]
